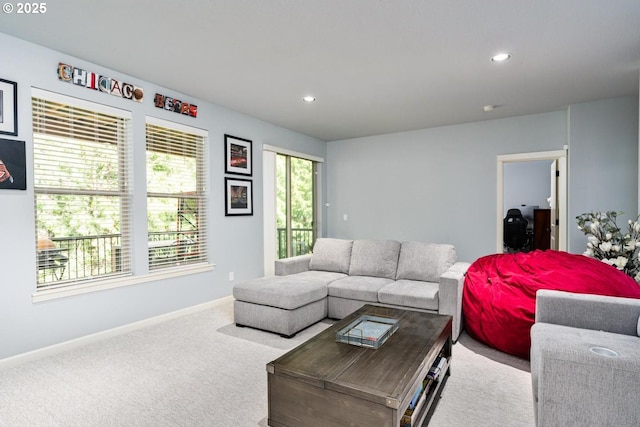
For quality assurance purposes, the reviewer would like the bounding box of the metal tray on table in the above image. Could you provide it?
[335,314,399,349]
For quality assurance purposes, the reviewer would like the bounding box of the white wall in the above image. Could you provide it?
[326,111,567,262]
[568,96,639,253]
[0,33,326,359]
[327,95,639,262]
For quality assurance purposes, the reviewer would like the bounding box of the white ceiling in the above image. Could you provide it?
[1,0,639,141]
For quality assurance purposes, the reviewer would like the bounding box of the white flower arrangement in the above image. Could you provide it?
[577,211,640,283]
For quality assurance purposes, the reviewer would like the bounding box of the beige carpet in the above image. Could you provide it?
[0,298,534,426]
[429,333,534,426]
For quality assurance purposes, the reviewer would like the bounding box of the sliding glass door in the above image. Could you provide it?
[276,154,317,258]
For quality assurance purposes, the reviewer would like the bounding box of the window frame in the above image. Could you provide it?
[32,88,133,291]
[145,116,210,271]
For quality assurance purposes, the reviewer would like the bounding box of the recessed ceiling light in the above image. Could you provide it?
[302,95,316,103]
[491,53,511,62]
[483,104,496,112]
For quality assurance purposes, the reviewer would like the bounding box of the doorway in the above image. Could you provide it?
[497,149,567,253]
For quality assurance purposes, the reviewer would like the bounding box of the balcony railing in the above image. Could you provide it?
[277,228,314,259]
[37,228,309,288]
[38,234,122,287]
[37,231,198,288]
[147,231,199,270]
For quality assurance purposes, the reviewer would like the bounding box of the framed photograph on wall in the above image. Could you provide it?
[0,79,18,136]
[0,139,26,190]
[225,177,253,216]
[225,134,252,176]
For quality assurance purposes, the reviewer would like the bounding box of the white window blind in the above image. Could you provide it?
[32,89,133,289]
[145,118,208,270]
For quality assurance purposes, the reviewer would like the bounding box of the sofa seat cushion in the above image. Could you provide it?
[396,242,456,282]
[328,276,394,302]
[349,239,401,279]
[378,280,439,311]
[233,271,345,310]
[309,238,353,273]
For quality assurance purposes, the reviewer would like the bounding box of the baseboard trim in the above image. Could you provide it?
[0,295,234,370]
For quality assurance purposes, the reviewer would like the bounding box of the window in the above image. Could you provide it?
[32,89,132,289]
[145,118,208,270]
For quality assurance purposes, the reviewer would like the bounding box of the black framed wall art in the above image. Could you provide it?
[0,139,26,190]
[224,134,252,176]
[225,177,253,216]
[0,79,18,136]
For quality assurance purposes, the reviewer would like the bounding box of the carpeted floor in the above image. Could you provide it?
[0,297,534,426]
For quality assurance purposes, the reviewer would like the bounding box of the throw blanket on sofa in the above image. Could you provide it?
[463,250,640,359]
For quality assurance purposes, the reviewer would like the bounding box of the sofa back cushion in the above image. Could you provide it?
[396,242,456,282]
[309,238,353,274]
[349,239,401,279]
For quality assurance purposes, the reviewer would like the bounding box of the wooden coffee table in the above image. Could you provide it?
[267,305,452,427]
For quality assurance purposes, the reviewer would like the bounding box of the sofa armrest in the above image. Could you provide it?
[535,289,640,336]
[274,254,312,276]
[533,324,640,426]
[438,261,471,342]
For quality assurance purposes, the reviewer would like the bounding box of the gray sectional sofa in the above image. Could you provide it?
[233,238,470,341]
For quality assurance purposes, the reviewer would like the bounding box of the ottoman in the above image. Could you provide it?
[232,271,339,337]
